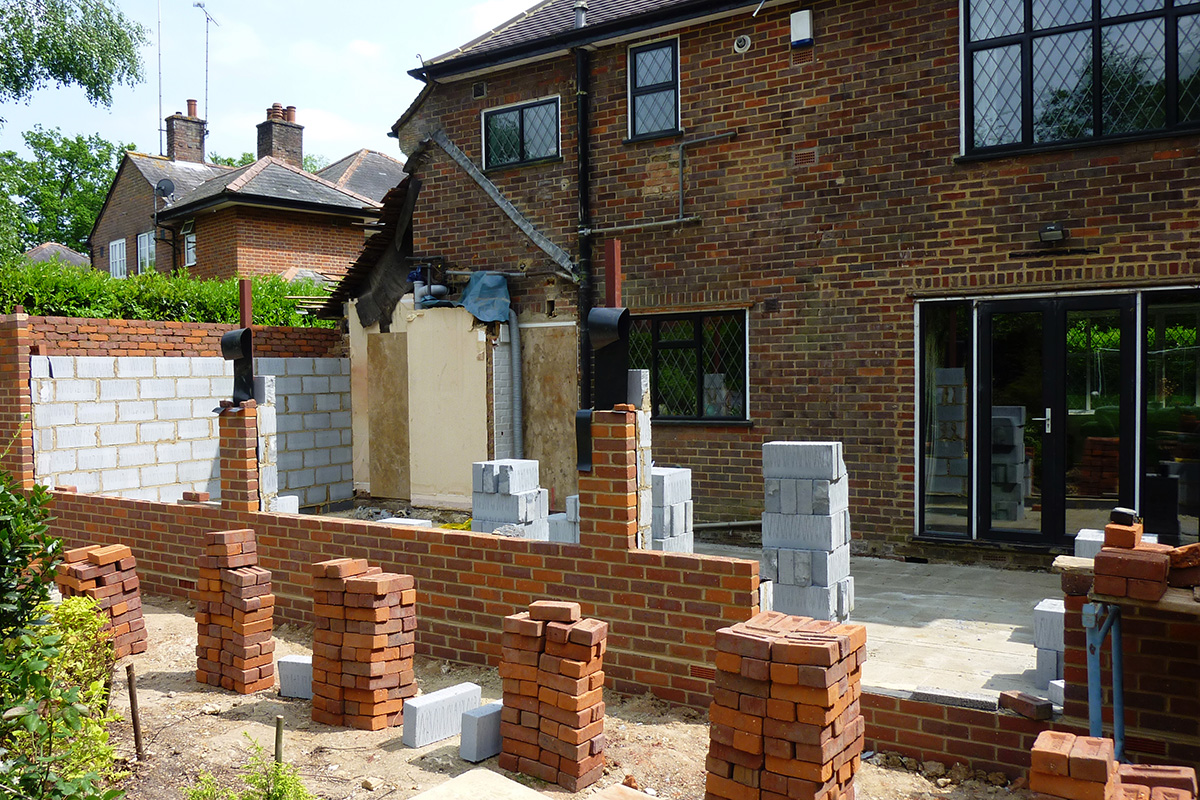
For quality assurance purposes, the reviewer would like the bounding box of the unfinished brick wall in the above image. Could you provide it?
[0,313,32,488]
[55,544,148,658]
[25,316,345,359]
[219,403,260,512]
[47,407,760,710]
[400,0,1200,563]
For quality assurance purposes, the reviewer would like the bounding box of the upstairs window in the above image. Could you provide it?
[136,231,155,274]
[629,310,748,421]
[108,239,126,279]
[966,0,1200,155]
[629,39,680,139]
[483,97,560,169]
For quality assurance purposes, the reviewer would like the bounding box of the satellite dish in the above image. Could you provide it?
[155,178,175,198]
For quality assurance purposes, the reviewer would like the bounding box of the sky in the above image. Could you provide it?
[0,0,536,163]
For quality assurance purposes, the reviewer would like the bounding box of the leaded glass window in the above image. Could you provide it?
[483,98,559,169]
[629,40,679,139]
[628,310,747,420]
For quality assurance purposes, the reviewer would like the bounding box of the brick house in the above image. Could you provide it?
[90,100,406,282]
[358,0,1200,563]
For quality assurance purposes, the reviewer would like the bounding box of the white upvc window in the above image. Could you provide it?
[108,239,127,279]
[136,231,155,274]
[182,221,196,267]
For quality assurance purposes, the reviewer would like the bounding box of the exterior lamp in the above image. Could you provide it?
[1039,222,1068,243]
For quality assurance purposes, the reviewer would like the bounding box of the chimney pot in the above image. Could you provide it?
[257,101,303,167]
[166,100,206,163]
[187,98,197,117]
[285,105,296,123]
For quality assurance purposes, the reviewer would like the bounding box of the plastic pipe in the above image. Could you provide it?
[508,308,524,459]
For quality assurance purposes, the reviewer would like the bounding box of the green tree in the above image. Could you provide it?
[0,0,147,123]
[209,151,255,167]
[0,126,132,253]
[302,153,329,173]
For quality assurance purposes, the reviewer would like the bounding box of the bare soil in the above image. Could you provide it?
[108,598,1034,800]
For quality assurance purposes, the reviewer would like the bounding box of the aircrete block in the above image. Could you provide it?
[813,477,849,515]
[472,488,548,523]
[278,655,313,700]
[548,514,579,544]
[1074,528,1105,560]
[811,544,851,587]
[765,478,816,515]
[651,531,693,553]
[759,579,773,613]
[496,459,539,495]
[1034,598,1065,652]
[1035,647,1063,689]
[651,467,691,507]
[472,518,550,541]
[775,548,813,587]
[627,369,651,411]
[566,494,580,523]
[763,441,845,480]
[911,687,999,711]
[761,512,846,551]
[773,582,837,621]
[379,517,434,527]
[1048,679,1065,707]
[460,700,503,763]
[402,683,482,748]
[837,576,854,620]
[269,495,300,514]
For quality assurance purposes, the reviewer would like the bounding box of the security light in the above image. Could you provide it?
[1038,222,1067,243]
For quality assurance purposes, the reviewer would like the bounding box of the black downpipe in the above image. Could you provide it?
[576,47,593,410]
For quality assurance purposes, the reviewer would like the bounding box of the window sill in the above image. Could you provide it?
[652,417,753,428]
[623,130,684,146]
[955,126,1200,164]
[483,155,564,174]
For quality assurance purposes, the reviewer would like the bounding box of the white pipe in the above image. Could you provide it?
[509,309,524,459]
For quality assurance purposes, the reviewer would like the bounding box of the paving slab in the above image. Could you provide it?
[408,768,548,799]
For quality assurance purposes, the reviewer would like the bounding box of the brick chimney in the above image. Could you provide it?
[165,99,206,163]
[256,103,303,168]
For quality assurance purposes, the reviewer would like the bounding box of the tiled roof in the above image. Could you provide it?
[23,242,90,267]
[318,149,407,203]
[125,152,234,200]
[425,0,714,66]
[159,157,381,219]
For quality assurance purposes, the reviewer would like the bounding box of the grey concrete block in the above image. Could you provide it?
[651,531,693,553]
[1033,598,1065,652]
[278,655,313,699]
[494,459,539,494]
[761,548,779,582]
[566,494,579,522]
[759,579,773,612]
[1048,679,1065,707]
[378,516,434,527]
[651,467,691,507]
[773,583,837,620]
[548,514,579,544]
[627,369,651,412]
[812,545,851,587]
[762,512,846,551]
[764,478,782,513]
[472,488,547,524]
[254,375,276,406]
[837,576,855,620]
[911,687,998,711]
[460,700,503,762]
[472,462,485,493]
[1035,647,1063,689]
[763,441,845,480]
[813,477,849,515]
[270,495,300,514]
[776,548,813,587]
[402,683,482,748]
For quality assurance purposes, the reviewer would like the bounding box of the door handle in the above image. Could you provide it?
[1030,407,1052,434]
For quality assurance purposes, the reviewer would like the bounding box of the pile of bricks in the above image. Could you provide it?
[310,558,417,730]
[761,442,854,621]
[1168,542,1200,590]
[471,458,550,540]
[1029,731,1120,799]
[1092,509,1174,602]
[651,466,694,553]
[706,610,866,800]
[55,544,147,658]
[193,529,275,693]
[1076,437,1120,496]
[499,600,607,792]
[1118,764,1198,800]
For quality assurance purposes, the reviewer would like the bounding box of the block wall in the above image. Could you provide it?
[400,0,1200,562]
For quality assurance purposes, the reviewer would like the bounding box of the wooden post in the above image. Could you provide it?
[239,278,253,327]
[603,239,621,308]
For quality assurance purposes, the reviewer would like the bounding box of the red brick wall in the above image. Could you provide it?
[400,0,1200,561]
[1062,594,1200,772]
[46,410,760,710]
[26,316,345,358]
[0,313,33,488]
[191,207,367,282]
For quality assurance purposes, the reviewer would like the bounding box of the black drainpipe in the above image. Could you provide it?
[575,43,593,410]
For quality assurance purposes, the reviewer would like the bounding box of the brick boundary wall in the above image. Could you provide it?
[0,313,32,488]
[26,316,345,359]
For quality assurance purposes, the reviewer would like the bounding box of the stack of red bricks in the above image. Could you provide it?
[1168,542,1200,591]
[499,600,607,792]
[310,558,417,731]
[1029,732,1121,800]
[1077,437,1120,496]
[706,610,866,800]
[1093,512,1175,602]
[55,544,147,658]
[1118,764,1198,800]
[193,529,275,693]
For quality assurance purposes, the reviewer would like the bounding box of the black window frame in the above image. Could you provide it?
[629,309,748,422]
[964,0,1200,157]
[482,96,561,170]
[628,39,681,140]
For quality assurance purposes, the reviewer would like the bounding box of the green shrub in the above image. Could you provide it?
[0,471,55,640]
[184,737,315,800]
[0,257,334,328]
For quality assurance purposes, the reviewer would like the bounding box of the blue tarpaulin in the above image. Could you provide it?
[425,271,510,322]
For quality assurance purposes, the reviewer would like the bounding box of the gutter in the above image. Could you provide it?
[156,195,383,223]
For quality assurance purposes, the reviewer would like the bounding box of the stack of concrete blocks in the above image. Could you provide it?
[310,558,418,730]
[499,600,607,792]
[991,406,1027,521]
[55,544,148,658]
[761,442,854,622]
[705,611,866,800]
[927,367,969,498]
[251,374,292,514]
[651,467,694,552]
[192,529,276,693]
[471,459,550,540]
[1033,598,1064,697]
[548,495,581,544]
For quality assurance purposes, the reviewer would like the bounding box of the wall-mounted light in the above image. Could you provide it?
[1038,222,1068,243]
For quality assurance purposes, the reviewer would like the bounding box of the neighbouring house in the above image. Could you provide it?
[23,242,90,267]
[89,99,407,282]
[334,0,1200,563]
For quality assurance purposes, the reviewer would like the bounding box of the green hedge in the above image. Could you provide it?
[0,256,334,327]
